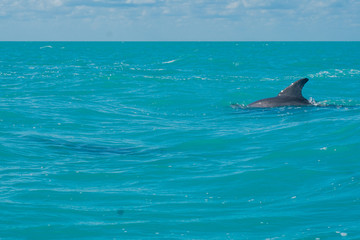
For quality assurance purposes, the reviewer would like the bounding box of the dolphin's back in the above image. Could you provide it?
[248,96,310,108]
[247,78,311,108]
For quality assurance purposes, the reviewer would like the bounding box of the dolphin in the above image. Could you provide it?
[247,78,311,108]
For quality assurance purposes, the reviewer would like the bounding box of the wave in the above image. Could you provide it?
[40,45,53,49]
[162,59,177,64]
[308,69,360,78]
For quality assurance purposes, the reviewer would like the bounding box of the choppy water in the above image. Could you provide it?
[1,42,360,239]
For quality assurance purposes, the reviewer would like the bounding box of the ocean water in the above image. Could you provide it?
[1,42,360,239]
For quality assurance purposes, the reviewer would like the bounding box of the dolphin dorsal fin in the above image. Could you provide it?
[278,78,309,98]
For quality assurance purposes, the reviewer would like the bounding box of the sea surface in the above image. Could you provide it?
[1,42,360,239]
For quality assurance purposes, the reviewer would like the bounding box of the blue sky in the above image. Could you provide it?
[1,0,360,41]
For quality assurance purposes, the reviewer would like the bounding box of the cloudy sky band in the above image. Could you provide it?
[0,0,359,41]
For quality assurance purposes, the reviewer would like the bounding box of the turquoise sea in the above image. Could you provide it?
[1,42,360,239]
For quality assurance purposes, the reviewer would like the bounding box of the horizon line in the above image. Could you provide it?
[1,40,360,42]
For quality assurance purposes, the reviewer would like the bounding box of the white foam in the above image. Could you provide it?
[349,69,360,75]
[40,45,53,49]
[308,69,360,78]
[162,59,177,64]
[336,231,348,237]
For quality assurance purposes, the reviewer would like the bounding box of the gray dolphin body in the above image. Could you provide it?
[248,78,311,108]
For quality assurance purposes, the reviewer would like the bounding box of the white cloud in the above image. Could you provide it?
[226,1,240,10]
[125,0,156,4]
